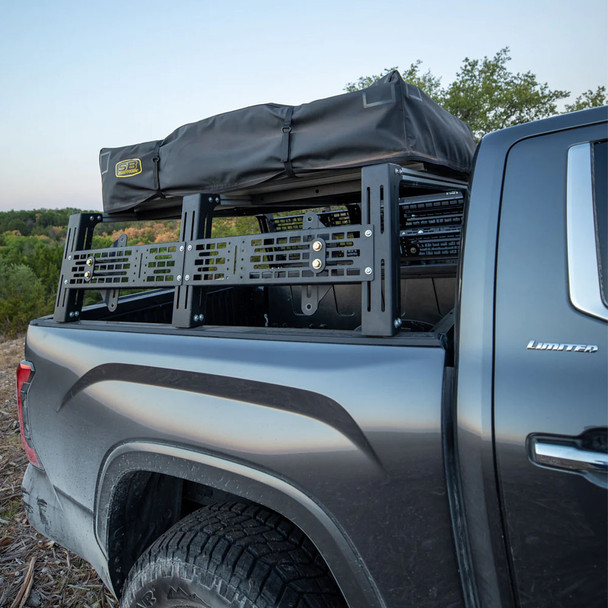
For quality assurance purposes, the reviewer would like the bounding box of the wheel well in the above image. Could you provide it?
[100,448,378,607]
[106,472,275,595]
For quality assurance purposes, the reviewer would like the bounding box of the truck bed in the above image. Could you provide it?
[23,318,461,607]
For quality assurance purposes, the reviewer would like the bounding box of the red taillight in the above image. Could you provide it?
[16,361,41,468]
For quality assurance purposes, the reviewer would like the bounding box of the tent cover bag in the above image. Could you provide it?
[99,71,476,215]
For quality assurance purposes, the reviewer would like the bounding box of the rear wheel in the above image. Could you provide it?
[120,502,347,608]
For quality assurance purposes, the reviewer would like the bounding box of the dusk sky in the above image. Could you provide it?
[1,0,606,212]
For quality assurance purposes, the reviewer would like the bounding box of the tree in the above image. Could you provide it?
[442,48,570,138]
[345,48,604,139]
[0,262,46,336]
[565,86,607,112]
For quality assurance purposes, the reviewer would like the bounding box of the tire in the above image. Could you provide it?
[120,501,347,608]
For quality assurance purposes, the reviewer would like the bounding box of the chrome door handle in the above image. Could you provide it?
[530,437,608,474]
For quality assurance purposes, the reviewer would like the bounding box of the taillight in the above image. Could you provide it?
[16,361,41,468]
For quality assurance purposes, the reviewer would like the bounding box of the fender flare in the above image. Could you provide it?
[95,441,384,608]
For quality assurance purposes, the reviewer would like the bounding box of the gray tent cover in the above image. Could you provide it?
[99,71,476,215]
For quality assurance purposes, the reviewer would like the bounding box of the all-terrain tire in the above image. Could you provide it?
[120,501,347,608]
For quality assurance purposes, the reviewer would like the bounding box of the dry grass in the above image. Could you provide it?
[0,336,117,608]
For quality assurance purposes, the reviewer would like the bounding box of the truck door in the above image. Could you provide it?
[494,125,607,607]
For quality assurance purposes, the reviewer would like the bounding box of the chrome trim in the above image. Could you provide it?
[532,439,608,473]
[566,143,608,321]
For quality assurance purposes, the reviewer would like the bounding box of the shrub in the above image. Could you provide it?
[0,262,48,336]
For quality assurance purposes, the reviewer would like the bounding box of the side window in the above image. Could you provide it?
[566,140,608,321]
[593,141,607,305]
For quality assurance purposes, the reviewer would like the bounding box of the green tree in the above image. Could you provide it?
[0,262,47,336]
[345,48,604,139]
[565,86,607,112]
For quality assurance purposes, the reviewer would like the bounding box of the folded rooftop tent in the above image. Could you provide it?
[99,71,476,216]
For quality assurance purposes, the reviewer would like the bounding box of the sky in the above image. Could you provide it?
[0,0,606,212]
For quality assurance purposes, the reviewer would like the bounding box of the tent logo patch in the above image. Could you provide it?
[115,158,142,178]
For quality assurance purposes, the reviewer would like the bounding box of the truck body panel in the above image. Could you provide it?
[494,124,608,606]
[24,323,462,607]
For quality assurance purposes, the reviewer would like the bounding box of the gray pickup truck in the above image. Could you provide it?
[18,88,607,608]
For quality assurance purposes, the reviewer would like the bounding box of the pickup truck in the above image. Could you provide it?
[18,101,607,608]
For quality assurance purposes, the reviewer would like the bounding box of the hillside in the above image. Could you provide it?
[0,209,257,336]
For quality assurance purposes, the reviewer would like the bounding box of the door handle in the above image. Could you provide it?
[530,438,608,474]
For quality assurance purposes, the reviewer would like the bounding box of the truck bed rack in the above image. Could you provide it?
[54,164,466,337]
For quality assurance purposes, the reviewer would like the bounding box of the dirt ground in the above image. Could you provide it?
[0,336,117,608]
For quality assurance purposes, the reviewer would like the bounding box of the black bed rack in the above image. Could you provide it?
[54,164,466,337]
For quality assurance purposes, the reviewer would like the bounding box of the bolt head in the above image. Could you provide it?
[312,240,323,252]
[187,244,192,251]
[215,197,220,203]
[208,196,213,202]
[364,266,373,275]
[185,275,190,281]
[312,258,322,270]
[176,275,182,282]
[179,245,185,252]
[68,255,72,260]
[364,229,372,238]
[69,312,74,318]
[86,258,93,266]
[394,318,402,328]
[64,279,68,285]
[84,271,91,279]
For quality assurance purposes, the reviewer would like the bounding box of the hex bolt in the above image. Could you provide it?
[86,258,94,266]
[364,229,372,238]
[176,275,182,282]
[185,275,190,281]
[364,267,373,275]
[84,271,92,280]
[312,258,322,270]
[179,245,185,252]
[187,244,192,251]
[394,318,402,329]
[312,240,323,252]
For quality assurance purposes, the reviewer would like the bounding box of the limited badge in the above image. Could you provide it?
[115,158,142,178]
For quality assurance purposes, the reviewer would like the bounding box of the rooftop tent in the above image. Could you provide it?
[99,71,476,216]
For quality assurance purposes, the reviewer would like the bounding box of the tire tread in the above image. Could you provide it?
[120,501,346,608]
